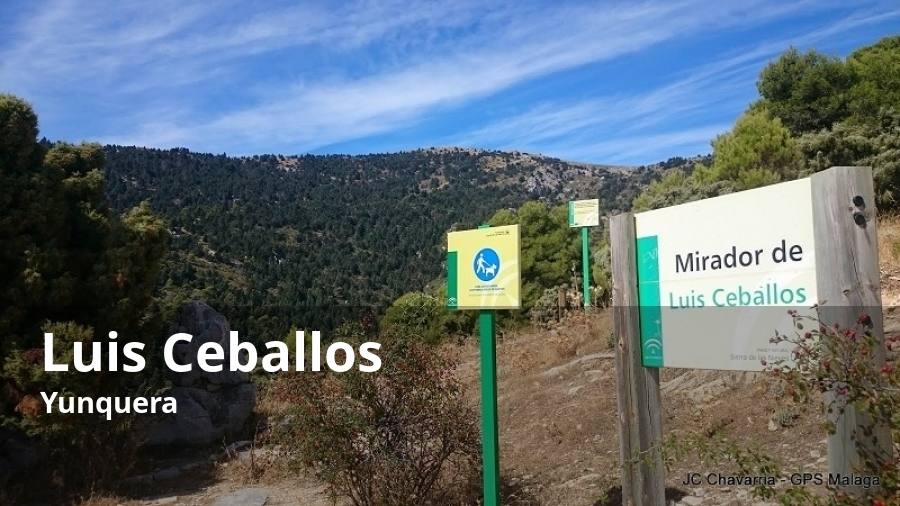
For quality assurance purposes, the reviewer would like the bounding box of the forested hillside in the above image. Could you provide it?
[102,146,674,337]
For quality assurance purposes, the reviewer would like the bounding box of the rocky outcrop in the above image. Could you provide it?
[145,301,257,447]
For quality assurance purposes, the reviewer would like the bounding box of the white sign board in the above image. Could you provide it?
[634,178,816,371]
[568,199,600,227]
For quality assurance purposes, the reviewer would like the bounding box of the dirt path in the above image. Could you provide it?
[88,479,333,506]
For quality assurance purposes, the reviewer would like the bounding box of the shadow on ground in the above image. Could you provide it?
[594,485,688,506]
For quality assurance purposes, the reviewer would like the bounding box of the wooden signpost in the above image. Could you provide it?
[611,213,665,505]
[610,167,892,504]
[810,167,892,479]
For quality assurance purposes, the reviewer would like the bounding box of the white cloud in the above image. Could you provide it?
[2,0,897,159]
[565,124,731,163]
[448,7,900,163]
[0,0,493,94]
[98,0,814,151]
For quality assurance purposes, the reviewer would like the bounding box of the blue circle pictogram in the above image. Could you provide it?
[473,248,500,282]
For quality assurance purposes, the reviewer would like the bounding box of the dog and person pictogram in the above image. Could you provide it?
[474,248,500,282]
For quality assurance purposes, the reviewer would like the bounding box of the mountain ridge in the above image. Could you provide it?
[101,144,696,336]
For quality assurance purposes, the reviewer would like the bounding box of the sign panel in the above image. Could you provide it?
[568,199,600,228]
[447,225,521,310]
[634,178,816,371]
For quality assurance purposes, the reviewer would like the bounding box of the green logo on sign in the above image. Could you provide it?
[637,235,663,367]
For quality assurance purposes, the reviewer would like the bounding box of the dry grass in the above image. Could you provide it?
[76,497,125,506]
[879,213,900,271]
[450,309,834,505]
[454,312,619,504]
[878,214,900,308]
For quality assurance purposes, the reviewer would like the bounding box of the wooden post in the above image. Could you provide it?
[557,286,566,322]
[610,213,665,505]
[810,166,893,481]
[572,264,579,305]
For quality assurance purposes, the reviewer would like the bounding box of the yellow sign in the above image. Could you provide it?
[447,225,521,310]
[568,199,599,227]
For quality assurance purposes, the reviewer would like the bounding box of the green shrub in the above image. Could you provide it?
[381,291,446,343]
[487,201,579,312]
[631,165,735,212]
[269,339,480,505]
[530,286,568,326]
[710,109,805,189]
[764,311,899,502]
[846,36,900,120]
[799,110,900,208]
[757,47,855,133]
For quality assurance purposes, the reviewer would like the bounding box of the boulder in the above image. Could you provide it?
[145,301,256,447]
[168,301,248,387]
[213,488,270,506]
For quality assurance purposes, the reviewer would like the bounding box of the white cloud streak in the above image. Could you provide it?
[448,7,900,163]
[100,0,808,151]
[1,0,897,161]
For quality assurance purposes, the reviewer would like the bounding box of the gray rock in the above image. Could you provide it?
[149,497,180,505]
[567,385,584,396]
[560,473,601,488]
[146,387,216,446]
[152,465,183,482]
[213,487,270,506]
[144,301,256,448]
[169,301,248,387]
[146,383,257,447]
[225,440,252,455]
[224,383,257,434]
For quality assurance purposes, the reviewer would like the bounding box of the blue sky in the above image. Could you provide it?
[1,1,898,165]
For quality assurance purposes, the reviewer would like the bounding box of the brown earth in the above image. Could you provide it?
[455,312,826,506]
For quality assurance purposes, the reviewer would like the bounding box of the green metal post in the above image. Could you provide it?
[479,310,500,505]
[476,223,500,505]
[581,226,591,308]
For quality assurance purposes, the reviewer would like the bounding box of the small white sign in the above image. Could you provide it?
[568,199,600,228]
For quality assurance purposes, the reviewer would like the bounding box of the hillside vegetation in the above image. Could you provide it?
[635,35,900,212]
[102,146,677,337]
